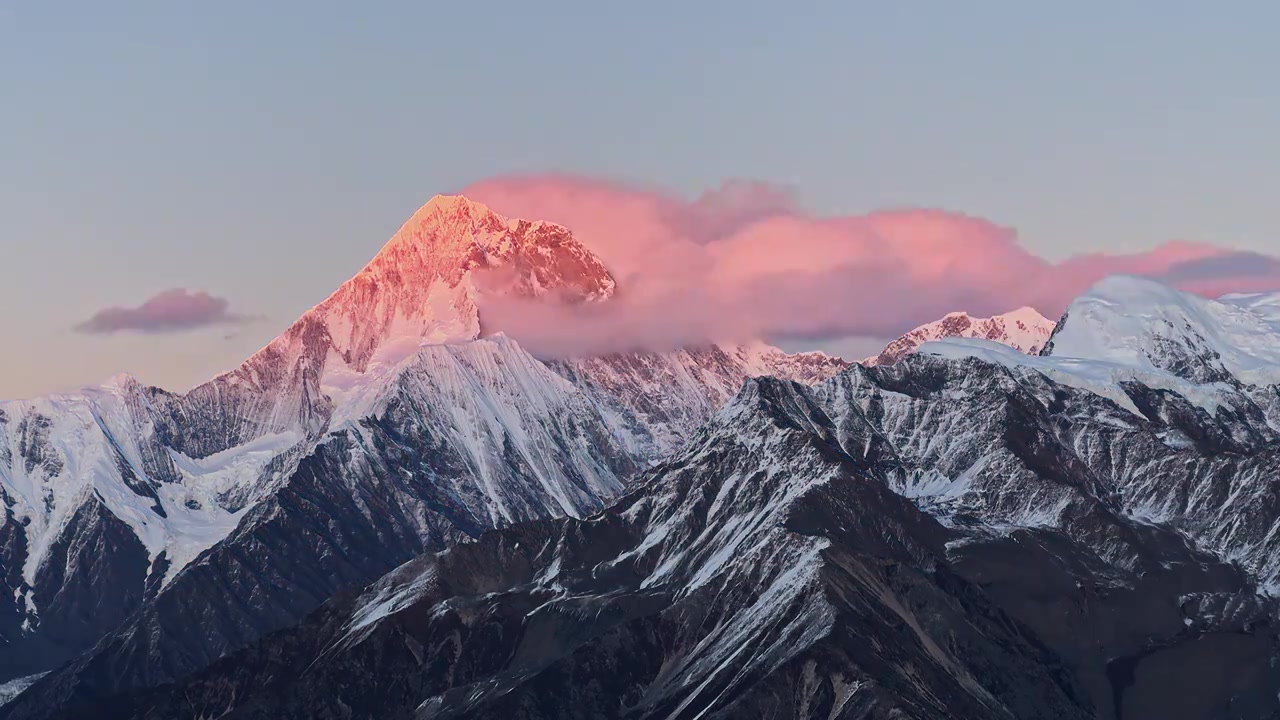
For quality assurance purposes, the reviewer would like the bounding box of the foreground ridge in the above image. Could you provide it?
[70,378,1093,719]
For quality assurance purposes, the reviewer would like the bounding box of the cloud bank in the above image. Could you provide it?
[461,175,1280,357]
[76,289,252,335]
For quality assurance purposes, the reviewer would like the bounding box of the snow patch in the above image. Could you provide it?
[923,337,1237,418]
[0,673,47,707]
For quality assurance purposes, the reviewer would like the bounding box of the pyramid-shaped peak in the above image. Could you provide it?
[1003,305,1044,317]
[997,306,1052,325]
[221,192,617,387]
[101,371,141,390]
[411,194,499,224]
[365,193,610,293]
[375,194,576,262]
[384,195,503,249]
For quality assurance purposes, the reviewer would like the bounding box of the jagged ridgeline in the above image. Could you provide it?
[4,196,1280,719]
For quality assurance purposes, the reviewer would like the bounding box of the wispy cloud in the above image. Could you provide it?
[1154,252,1280,283]
[75,289,255,335]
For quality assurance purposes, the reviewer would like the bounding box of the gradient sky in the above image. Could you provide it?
[3,2,1279,398]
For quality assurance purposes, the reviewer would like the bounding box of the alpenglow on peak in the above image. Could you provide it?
[864,306,1056,367]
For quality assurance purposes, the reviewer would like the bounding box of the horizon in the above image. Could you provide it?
[6,3,1280,397]
[0,187,1263,401]
[2,186,1278,400]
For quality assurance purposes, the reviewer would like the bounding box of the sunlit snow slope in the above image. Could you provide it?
[863,306,1055,366]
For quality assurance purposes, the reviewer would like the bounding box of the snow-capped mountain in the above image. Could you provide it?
[1,334,650,714]
[862,306,1055,366]
[9,188,1280,720]
[0,196,846,699]
[152,194,618,464]
[0,196,620,682]
[76,377,1095,719]
[35,276,1280,720]
[910,277,1280,585]
[1040,276,1280,386]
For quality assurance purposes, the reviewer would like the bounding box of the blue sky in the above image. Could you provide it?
[2,2,1279,397]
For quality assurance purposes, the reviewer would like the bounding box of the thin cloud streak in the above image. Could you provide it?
[75,289,256,335]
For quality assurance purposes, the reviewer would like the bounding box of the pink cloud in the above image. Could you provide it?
[462,175,1280,356]
[75,289,254,335]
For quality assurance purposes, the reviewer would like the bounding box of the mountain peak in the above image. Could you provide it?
[1043,276,1280,385]
[384,195,508,251]
[864,306,1055,367]
[217,195,616,414]
[1078,274,1185,305]
[100,371,141,392]
[321,194,614,364]
[360,194,610,298]
[419,192,492,215]
[1003,305,1046,322]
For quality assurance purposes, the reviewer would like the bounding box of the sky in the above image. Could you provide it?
[2,1,1280,398]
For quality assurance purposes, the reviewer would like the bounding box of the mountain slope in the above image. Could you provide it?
[863,306,1055,367]
[0,379,269,680]
[547,341,848,461]
[912,278,1280,589]
[1040,275,1280,386]
[0,335,848,713]
[88,378,1092,720]
[0,195,622,684]
[0,197,849,706]
[68,277,1280,720]
[2,335,647,717]
[150,194,618,464]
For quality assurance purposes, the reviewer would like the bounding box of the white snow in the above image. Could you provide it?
[0,384,311,595]
[345,565,438,640]
[1047,276,1280,386]
[922,277,1280,419]
[923,337,1237,418]
[863,306,1056,366]
[552,342,847,464]
[0,672,47,707]
[168,430,302,499]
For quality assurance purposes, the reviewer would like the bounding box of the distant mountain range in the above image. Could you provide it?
[4,197,1280,719]
[862,306,1056,366]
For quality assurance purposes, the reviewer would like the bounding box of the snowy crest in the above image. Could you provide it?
[235,195,617,393]
[1041,275,1280,386]
[863,306,1056,366]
